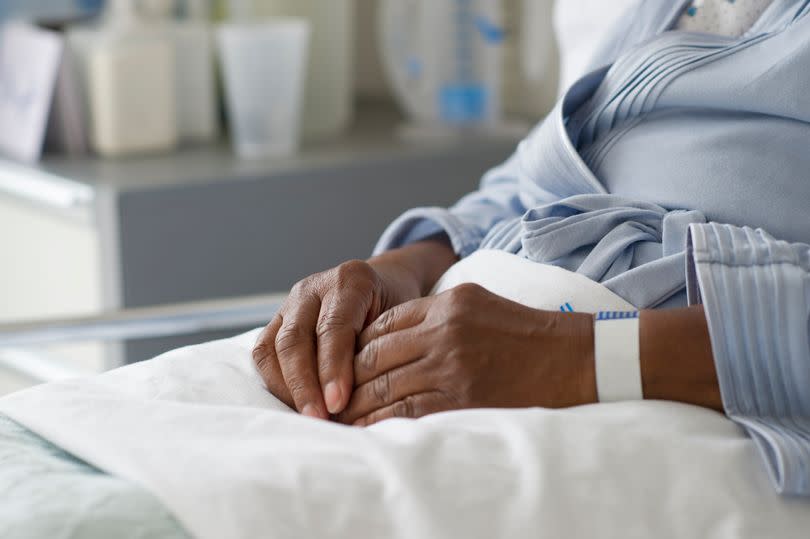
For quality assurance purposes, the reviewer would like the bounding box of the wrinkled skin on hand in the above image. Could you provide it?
[252,259,420,418]
[253,241,720,424]
[252,240,457,419]
[336,283,597,426]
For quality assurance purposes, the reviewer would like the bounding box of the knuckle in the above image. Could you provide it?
[253,316,282,366]
[290,278,310,297]
[449,282,484,303]
[358,340,380,373]
[375,309,396,336]
[335,259,374,288]
[442,302,464,324]
[251,341,273,366]
[372,371,391,403]
[274,323,310,355]
[316,311,352,338]
[394,396,417,418]
[283,368,311,396]
[443,283,483,317]
[284,374,309,398]
[438,309,469,343]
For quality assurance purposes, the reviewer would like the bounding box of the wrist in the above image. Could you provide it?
[367,257,422,309]
[570,312,598,406]
[544,311,597,408]
[369,238,458,298]
[576,306,721,411]
[639,306,722,411]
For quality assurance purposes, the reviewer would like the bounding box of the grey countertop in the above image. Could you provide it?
[0,102,526,202]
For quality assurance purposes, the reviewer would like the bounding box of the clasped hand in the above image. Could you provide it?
[252,256,596,426]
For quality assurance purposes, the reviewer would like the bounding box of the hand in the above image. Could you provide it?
[337,283,597,426]
[252,240,458,419]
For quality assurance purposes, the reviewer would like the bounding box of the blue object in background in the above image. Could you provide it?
[439,84,489,124]
[474,15,506,44]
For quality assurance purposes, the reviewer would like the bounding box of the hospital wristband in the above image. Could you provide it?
[593,311,643,402]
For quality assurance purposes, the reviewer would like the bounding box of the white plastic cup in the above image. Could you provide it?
[216,19,309,159]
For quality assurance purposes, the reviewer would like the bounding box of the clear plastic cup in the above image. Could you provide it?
[216,19,309,159]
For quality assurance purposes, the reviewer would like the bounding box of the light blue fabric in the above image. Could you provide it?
[686,223,810,496]
[0,414,188,539]
[375,0,810,494]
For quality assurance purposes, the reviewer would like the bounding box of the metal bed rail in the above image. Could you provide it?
[0,292,287,382]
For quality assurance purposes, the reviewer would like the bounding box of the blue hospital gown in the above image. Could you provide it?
[375,0,810,496]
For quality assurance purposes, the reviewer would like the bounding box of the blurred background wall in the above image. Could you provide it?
[0,0,562,391]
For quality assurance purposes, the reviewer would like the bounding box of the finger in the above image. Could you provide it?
[338,356,432,425]
[316,287,372,414]
[353,391,453,427]
[251,315,294,407]
[358,296,432,350]
[252,313,283,383]
[354,328,428,386]
[275,294,327,419]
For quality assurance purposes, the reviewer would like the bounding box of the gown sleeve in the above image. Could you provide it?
[686,222,810,495]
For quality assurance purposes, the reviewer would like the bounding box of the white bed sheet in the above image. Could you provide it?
[2,252,809,539]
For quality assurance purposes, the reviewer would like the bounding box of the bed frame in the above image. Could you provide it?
[0,293,287,383]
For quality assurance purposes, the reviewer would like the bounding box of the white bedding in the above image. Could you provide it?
[2,251,809,539]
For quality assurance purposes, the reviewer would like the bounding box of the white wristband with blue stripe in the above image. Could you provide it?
[593,311,643,402]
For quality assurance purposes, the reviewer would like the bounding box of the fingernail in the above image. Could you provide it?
[324,382,343,414]
[302,404,320,418]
